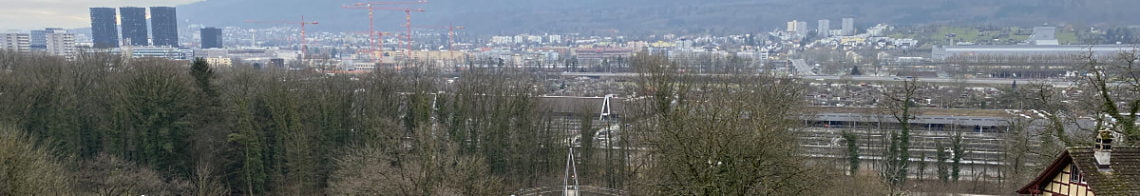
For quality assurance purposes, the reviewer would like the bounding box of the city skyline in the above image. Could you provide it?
[0,0,200,31]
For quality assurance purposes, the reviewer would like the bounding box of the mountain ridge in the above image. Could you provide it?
[177,0,1140,35]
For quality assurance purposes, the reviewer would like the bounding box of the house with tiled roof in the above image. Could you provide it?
[1016,132,1140,196]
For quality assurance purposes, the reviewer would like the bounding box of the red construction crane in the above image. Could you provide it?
[342,1,427,60]
[350,31,392,63]
[359,6,424,58]
[245,16,319,60]
[412,24,465,54]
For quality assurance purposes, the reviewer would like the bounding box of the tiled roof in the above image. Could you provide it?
[1016,147,1140,195]
[1068,147,1140,195]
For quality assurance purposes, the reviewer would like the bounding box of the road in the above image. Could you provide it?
[790,59,815,75]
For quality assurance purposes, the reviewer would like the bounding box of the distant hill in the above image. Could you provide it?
[178,0,1140,35]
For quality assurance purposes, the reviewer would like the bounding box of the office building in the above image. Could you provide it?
[29,28,64,50]
[120,7,149,46]
[116,47,194,60]
[817,19,831,37]
[90,7,119,48]
[842,18,855,36]
[0,33,31,52]
[150,7,178,47]
[201,27,223,49]
[44,30,76,58]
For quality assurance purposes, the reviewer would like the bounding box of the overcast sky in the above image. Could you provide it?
[0,0,203,32]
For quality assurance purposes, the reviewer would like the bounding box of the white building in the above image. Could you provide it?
[491,36,513,45]
[527,35,543,43]
[547,34,563,44]
[817,19,831,37]
[206,57,233,68]
[0,33,31,52]
[841,18,855,36]
[44,30,76,58]
[786,20,809,37]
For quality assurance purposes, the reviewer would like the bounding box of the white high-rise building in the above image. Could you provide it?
[787,20,809,36]
[817,19,831,37]
[0,33,31,52]
[44,30,76,58]
[842,18,855,36]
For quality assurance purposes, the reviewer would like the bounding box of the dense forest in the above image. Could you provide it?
[0,51,841,195]
[3,50,1140,195]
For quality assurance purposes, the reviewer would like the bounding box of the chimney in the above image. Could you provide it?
[1094,129,1113,170]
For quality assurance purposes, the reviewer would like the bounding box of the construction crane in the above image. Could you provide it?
[412,24,465,55]
[350,31,393,64]
[245,16,319,61]
[380,7,424,58]
[342,0,427,60]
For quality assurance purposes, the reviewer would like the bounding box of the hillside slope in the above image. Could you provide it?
[178,0,1140,34]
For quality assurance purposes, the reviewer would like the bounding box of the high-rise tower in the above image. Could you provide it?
[150,7,179,47]
[90,8,119,48]
[120,7,149,46]
[200,27,223,49]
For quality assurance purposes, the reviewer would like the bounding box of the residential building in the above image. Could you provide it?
[841,17,855,36]
[150,7,179,47]
[119,7,149,46]
[786,20,808,37]
[90,7,119,48]
[409,50,467,61]
[205,57,233,68]
[1016,132,1139,195]
[0,33,31,52]
[44,30,76,58]
[201,27,223,49]
[491,36,513,45]
[817,19,830,37]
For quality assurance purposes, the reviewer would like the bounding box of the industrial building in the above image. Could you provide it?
[150,7,179,47]
[89,7,119,48]
[932,45,1139,62]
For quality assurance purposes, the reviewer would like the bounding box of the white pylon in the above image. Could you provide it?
[563,147,580,196]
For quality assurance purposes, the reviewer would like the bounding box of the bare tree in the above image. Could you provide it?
[630,52,826,195]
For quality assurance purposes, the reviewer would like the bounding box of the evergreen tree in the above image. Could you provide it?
[951,131,965,182]
[936,142,950,183]
[842,131,860,176]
